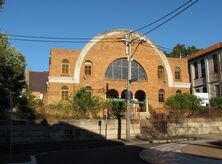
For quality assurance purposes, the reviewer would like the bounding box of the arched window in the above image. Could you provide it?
[85,61,92,76]
[157,66,164,80]
[176,90,182,94]
[105,58,147,81]
[175,67,181,81]
[61,59,69,75]
[85,86,92,95]
[135,90,146,112]
[61,86,69,100]
[158,89,165,102]
[121,89,133,99]
[107,89,119,99]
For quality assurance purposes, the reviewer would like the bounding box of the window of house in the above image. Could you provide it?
[213,54,219,73]
[194,62,198,79]
[85,61,92,76]
[157,66,164,80]
[203,86,207,93]
[175,67,181,81]
[176,90,182,94]
[62,59,69,75]
[158,89,165,102]
[196,89,200,93]
[105,58,147,81]
[200,59,205,77]
[61,86,69,100]
[215,85,220,96]
[85,86,92,95]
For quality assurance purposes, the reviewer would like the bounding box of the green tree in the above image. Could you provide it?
[0,34,26,112]
[186,45,200,55]
[167,44,200,58]
[109,101,126,119]
[15,86,38,119]
[72,88,103,118]
[165,93,202,121]
[210,97,222,110]
[168,44,186,58]
[0,0,5,11]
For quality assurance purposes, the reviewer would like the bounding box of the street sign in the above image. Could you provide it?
[194,93,209,106]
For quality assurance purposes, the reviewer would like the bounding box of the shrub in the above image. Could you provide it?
[109,101,126,119]
[15,87,39,120]
[210,97,222,110]
[165,93,202,121]
[47,101,75,119]
[72,88,103,118]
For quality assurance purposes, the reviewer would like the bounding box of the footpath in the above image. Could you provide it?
[139,134,222,164]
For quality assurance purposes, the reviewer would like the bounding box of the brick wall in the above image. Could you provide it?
[46,30,190,110]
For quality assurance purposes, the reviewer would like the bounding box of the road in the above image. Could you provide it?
[35,143,160,164]
[140,140,222,164]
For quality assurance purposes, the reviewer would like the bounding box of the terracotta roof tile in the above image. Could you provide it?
[185,42,222,60]
[29,71,49,93]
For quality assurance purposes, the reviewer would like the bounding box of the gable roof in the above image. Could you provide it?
[185,42,222,61]
[29,71,49,93]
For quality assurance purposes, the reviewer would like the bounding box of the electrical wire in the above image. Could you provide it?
[8,34,118,41]
[130,0,193,34]
[141,42,172,53]
[139,0,199,38]
[7,37,172,53]
[3,0,199,55]
[8,37,121,43]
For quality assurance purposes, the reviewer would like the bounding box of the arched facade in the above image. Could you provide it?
[107,89,119,98]
[46,29,190,112]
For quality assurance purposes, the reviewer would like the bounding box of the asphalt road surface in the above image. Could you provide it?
[35,144,158,164]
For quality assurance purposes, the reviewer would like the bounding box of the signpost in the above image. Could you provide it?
[194,93,209,106]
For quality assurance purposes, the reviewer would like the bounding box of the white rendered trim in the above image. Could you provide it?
[48,76,74,83]
[173,82,191,88]
[73,29,185,88]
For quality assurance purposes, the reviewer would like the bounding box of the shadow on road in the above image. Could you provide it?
[0,119,126,164]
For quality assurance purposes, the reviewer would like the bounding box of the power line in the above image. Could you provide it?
[8,34,118,41]
[130,0,193,34]
[139,0,199,38]
[136,40,173,51]
[8,37,121,43]
[7,37,173,53]
[7,34,172,51]
[2,0,199,55]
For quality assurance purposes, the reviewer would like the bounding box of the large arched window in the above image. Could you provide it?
[175,67,181,81]
[62,59,69,75]
[85,61,92,76]
[157,66,164,80]
[105,58,147,81]
[158,89,165,102]
[61,86,69,100]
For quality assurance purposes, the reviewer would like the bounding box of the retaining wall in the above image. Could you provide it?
[0,119,140,145]
[168,118,222,136]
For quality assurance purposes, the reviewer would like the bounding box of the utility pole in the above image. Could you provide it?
[126,32,132,142]
[9,91,13,156]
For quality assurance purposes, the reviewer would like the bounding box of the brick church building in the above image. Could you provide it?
[44,29,190,115]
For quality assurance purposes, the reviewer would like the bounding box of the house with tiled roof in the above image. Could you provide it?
[185,42,222,99]
[26,70,49,100]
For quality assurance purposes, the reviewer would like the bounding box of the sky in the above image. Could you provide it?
[0,0,222,71]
